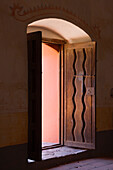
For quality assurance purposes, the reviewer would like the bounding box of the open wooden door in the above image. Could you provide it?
[64,42,96,149]
[27,31,42,161]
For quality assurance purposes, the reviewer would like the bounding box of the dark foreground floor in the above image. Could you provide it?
[48,157,113,170]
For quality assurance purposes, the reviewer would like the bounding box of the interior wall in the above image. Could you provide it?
[42,43,59,144]
[0,15,28,147]
[0,0,113,149]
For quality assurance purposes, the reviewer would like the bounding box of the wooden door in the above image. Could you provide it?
[27,31,42,161]
[64,42,96,149]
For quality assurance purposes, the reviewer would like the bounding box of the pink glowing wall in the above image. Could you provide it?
[42,43,59,143]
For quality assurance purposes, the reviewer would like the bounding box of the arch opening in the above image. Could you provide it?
[27,18,95,152]
[27,18,91,44]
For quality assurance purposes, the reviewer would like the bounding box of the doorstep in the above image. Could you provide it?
[42,146,86,160]
[35,146,89,170]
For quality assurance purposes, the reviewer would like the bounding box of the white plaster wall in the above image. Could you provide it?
[28,18,91,43]
[27,26,64,40]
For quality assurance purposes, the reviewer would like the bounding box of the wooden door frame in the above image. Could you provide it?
[41,38,66,149]
[42,40,96,149]
[27,34,96,160]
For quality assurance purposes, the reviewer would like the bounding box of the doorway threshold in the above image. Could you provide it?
[42,146,86,160]
[42,142,58,148]
[28,146,88,169]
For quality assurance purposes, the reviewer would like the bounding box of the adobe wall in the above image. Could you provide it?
[0,0,113,148]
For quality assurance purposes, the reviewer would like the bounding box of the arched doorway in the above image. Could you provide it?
[27,18,96,161]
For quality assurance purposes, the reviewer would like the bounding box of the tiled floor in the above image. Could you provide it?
[48,157,113,170]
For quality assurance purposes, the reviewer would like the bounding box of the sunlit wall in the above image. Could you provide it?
[42,43,59,144]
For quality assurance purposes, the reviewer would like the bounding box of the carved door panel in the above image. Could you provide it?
[64,42,95,149]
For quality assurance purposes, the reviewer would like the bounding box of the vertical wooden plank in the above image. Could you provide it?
[83,48,92,143]
[65,49,75,141]
[74,49,86,142]
[27,31,42,161]
[74,76,83,142]
[84,77,92,143]
[91,76,95,146]
[91,43,96,76]
[85,48,92,76]
[64,42,96,149]
[75,49,85,76]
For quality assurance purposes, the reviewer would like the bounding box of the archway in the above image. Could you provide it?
[27,18,96,161]
[27,18,91,43]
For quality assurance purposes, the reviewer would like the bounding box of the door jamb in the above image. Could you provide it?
[42,38,66,149]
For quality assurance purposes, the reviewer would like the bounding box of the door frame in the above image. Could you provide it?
[41,38,66,149]
[41,39,96,149]
[27,33,96,161]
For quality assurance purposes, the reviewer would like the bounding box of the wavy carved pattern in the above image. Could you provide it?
[73,50,77,75]
[75,50,84,76]
[66,49,75,141]
[81,49,86,142]
[73,49,85,142]
[65,42,95,148]
[74,76,83,142]
[72,77,76,141]
[72,50,77,141]
[85,48,92,75]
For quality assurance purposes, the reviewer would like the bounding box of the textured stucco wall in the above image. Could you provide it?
[0,0,113,147]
